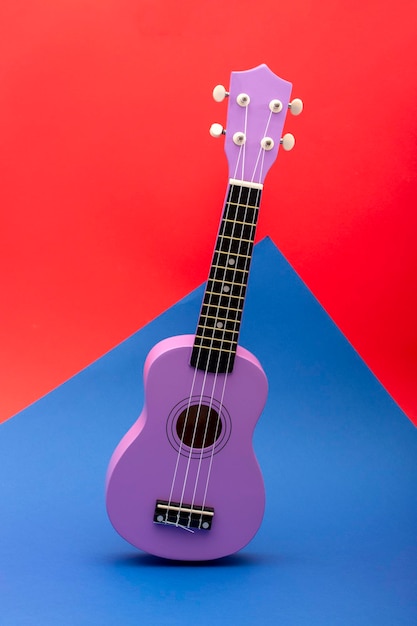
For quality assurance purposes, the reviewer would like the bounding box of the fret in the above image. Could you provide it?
[198,312,240,322]
[209,277,245,286]
[198,322,241,339]
[206,286,247,300]
[218,234,253,245]
[201,303,243,315]
[213,249,251,260]
[210,264,249,275]
[219,220,256,241]
[196,325,239,342]
[203,293,245,309]
[228,184,261,206]
[219,220,256,240]
[198,311,242,328]
[194,336,238,349]
[204,291,245,308]
[223,218,255,226]
[216,237,253,256]
[207,278,248,295]
[212,252,251,273]
[190,349,234,374]
[206,279,247,293]
[192,343,236,354]
[227,201,259,210]
[224,205,258,224]
[196,333,238,347]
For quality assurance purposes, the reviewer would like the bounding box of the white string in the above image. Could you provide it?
[176,179,246,526]
[174,111,249,524]
[189,179,253,524]
[167,180,259,529]
[240,106,248,181]
[199,184,260,517]
[165,365,199,521]
[233,142,243,181]
[160,519,195,533]
[165,186,234,526]
[251,109,273,183]
[165,98,266,530]
[165,263,221,525]
[195,100,267,515]
[175,368,211,521]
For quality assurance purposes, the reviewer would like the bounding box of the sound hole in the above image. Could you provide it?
[176,404,222,449]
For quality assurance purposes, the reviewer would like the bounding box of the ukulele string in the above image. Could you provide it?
[165,182,238,526]
[165,242,227,525]
[188,178,251,524]
[165,363,199,523]
[175,100,250,524]
[167,99,270,529]
[238,105,249,181]
[251,109,273,183]
[199,183,260,518]
[164,179,244,525]
[176,178,247,527]
[198,107,273,514]
[233,141,243,182]
[188,107,251,509]
[165,233,227,525]
[175,367,212,524]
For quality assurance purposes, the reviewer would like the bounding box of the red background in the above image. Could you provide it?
[0,1,416,424]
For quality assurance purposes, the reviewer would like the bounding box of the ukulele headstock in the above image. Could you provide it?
[210,64,302,186]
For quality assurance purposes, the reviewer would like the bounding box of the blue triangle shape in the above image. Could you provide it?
[1,237,416,624]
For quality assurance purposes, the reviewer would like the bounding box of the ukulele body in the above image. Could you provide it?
[106,334,268,561]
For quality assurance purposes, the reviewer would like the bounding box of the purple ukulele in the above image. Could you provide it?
[106,64,302,561]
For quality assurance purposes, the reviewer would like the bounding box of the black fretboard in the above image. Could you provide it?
[190,181,262,374]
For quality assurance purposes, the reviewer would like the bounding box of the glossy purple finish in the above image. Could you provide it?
[225,64,292,184]
[106,66,292,560]
[106,334,268,561]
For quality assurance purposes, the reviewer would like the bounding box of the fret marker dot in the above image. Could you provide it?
[223,285,230,292]
[216,322,224,328]
[228,258,236,265]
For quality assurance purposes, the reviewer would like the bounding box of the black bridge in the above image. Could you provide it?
[154,500,214,531]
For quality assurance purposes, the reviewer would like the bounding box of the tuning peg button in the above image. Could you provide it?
[280,133,295,151]
[269,99,283,113]
[213,85,229,102]
[210,123,225,138]
[261,137,274,151]
[289,98,303,116]
[237,93,250,107]
[233,132,246,146]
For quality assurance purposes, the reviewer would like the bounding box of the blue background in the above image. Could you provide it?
[1,238,416,625]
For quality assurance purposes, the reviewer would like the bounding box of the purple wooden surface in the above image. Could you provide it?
[224,64,292,184]
[106,334,268,560]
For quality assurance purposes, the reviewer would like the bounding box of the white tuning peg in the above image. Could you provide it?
[280,133,295,151]
[209,123,225,138]
[288,98,303,116]
[233,132,246,146]
[213,85,229,102]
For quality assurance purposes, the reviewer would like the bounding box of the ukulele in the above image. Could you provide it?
[106,64,302,561]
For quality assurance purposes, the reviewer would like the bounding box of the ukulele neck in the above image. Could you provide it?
[190,179,263,374]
